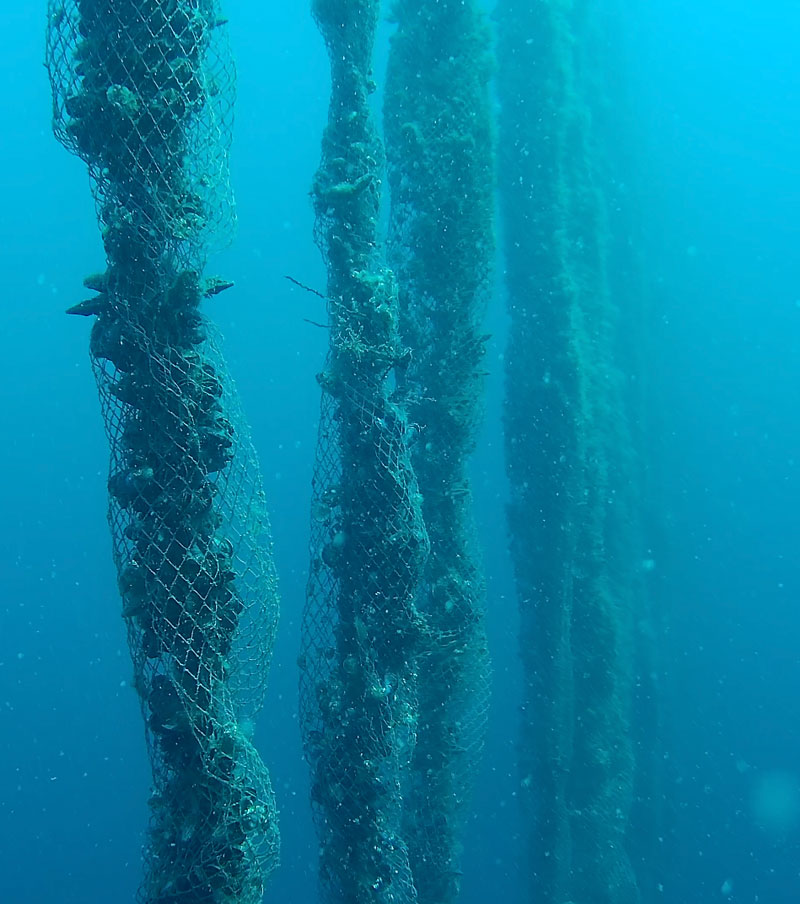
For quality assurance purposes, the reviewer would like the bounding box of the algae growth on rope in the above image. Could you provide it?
[299,1,429,902]
[46,2,280,901]
[496,2,646,903]
[384,1,495,901]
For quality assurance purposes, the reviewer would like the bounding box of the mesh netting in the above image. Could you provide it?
[99,321,280,904]
[301,380,426,904]
[47,0,234,261]
[46,2,279,901]
[299,2,430,902]
[383,2,495,902]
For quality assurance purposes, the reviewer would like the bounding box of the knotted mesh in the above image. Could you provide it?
[47,0,234,261]
[384,2,494,901]
[46,2,279,901]
[298,2,430,902]
[301,376,426,904]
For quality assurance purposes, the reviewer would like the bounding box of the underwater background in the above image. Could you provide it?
[1,1,799,903]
